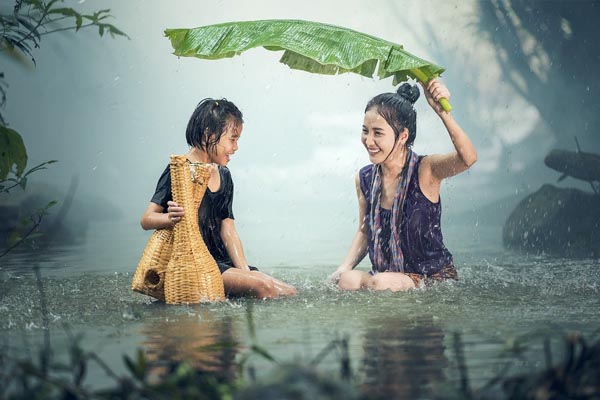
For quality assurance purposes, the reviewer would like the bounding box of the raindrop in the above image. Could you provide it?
[122,307,136,320]
[25,322,38,330]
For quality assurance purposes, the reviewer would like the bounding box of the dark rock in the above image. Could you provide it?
[503,184,600,257]
[544,149,600,184]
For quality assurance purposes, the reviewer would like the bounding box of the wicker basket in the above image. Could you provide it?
[131,227,172,301]
[132,155,225,303]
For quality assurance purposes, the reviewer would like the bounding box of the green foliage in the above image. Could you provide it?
[1,158,58,193]
[0,0,126,257]
[1,334,238,400]
[0,126,57,192]
[0,125,27,180]
[164,19,445,86]
[0,0,128,66]
[5,320,600,399]
[0,200,57,257]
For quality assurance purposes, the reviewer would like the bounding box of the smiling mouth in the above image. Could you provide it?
[367,148,380,155]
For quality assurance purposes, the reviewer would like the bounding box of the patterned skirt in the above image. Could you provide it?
[404,264,458,287]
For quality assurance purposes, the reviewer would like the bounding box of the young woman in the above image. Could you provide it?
[330,79,477,291]
[141,98,296,299]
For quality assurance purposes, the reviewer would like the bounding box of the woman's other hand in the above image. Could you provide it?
[420,78,451,115]
[328,267,348,284]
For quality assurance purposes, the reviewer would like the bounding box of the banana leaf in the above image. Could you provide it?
[165,19,452,111]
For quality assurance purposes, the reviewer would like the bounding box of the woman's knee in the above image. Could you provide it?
[367,274,413,292]
[338,271,364,291]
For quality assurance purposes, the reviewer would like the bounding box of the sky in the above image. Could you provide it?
[3,0,561,268]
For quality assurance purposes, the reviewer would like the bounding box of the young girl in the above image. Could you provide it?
[141,98,296,299]
[330,79,477,291]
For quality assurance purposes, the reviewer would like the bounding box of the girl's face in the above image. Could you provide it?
[210,122,243,166]
[361,108,407,164]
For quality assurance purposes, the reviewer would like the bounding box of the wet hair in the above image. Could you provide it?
[186,98,243,153]
[365,83,420,147]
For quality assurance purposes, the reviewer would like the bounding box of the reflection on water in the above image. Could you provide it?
[361,316,447,399]
[140,311,238,382]
[1,222,600,394]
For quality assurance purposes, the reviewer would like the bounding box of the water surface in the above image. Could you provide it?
[1,221,599,397]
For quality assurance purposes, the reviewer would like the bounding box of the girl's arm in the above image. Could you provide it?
[220,218,251,271]
[420,79,477,183]
[140,201,184,230]
[329,173,369,282]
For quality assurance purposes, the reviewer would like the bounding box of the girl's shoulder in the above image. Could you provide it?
[217,165,234,187]
[217,165,232,178]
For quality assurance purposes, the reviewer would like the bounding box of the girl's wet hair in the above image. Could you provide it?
[365,83,419,147]
[186,98,243,153]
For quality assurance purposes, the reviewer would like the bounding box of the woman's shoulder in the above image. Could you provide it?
[359,163,374,176]
[358,164,375,193]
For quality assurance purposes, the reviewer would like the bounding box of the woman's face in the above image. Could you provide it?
[210,122,243,166]
[362,108,406,164]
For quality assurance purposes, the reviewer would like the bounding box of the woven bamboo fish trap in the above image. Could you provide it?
[132,155,225,303]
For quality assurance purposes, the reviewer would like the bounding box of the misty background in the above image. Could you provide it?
[3,0,599,271]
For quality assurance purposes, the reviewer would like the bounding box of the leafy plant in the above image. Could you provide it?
[0,200,57,257]
[0,125,57,193]
[1,0,128,66]
[0,0,126,257]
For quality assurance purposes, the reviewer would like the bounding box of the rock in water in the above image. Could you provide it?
[503,184,600,257]
[544,149,600,183]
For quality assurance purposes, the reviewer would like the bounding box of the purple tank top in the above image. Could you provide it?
[359,156,453,275]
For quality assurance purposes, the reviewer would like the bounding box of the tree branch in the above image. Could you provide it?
[0,213,42,258]
[39,22,95,36]
[12,6,49,50]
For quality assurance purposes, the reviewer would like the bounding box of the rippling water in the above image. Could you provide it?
[1,221,599,397]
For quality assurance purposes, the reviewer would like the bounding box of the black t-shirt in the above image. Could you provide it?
[150,164,235,265]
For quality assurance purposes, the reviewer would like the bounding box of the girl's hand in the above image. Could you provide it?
[420,78,451,115]
[166,200,185,225]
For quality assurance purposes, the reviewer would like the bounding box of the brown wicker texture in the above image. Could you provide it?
[164,155,225,303]
[132,155,225,303]
[131,227,173,301]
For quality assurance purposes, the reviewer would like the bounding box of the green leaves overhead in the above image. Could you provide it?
[47,8,128,38]
[164,19,445,87]
[1,1,128,66]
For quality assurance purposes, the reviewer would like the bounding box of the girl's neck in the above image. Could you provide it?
[187,147,211,163]
[380,147,407,178]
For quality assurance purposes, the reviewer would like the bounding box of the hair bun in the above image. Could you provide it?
[396,83,420,104]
